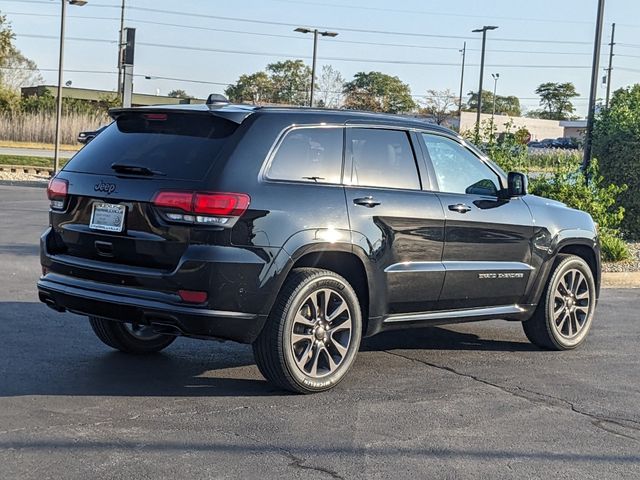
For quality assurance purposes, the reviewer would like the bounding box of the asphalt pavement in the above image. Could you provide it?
[0,146,75,159]
[0,185,638,479]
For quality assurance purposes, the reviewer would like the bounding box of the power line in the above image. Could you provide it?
[12,33,595,70]
[2,4,597,46]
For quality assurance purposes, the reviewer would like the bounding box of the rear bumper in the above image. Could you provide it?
[38,273,266,343]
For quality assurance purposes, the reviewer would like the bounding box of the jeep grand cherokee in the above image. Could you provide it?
[38,100,600,393]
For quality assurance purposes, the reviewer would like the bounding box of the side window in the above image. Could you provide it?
[267,127,343,184]
[422,134,501,196]
[348,128,421,190]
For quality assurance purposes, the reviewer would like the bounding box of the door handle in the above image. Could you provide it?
[448,203,471,214]
[353,196,381,208]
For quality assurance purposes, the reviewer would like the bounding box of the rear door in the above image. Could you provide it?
[344,127,445,315]
[52,111,239,272]
[419,133,535,309]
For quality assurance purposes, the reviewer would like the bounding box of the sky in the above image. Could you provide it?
[2,0,640,117]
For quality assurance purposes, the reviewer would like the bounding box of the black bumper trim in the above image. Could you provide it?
[37,276,265,344]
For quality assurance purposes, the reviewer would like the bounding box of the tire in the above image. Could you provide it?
[522,254,596,350]
[89,317,176,354]
[253,268,363,394]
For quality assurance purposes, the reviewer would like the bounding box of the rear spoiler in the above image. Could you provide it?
[109,105,257,125]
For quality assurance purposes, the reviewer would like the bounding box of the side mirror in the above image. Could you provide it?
[507,172,528,197]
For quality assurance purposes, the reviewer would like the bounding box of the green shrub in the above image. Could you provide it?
[529,159,627,240]
[600,234,630,262]
[593,84,640,239]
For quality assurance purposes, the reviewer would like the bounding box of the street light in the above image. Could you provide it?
[54,0,87,174]
[457,42,466,129]
[472,25,498,140]
[294,27,338,107]
[491,73,500,121]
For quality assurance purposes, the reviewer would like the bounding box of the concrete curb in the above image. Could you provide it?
[602,272,640,289]
[0,165,53,175]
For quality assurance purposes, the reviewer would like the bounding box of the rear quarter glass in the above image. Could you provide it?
[63,113,238,181]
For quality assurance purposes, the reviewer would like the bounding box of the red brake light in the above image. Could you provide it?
[143,113,168,121]
[178,290,208,303]
[47,177,68,210]
[152,191,193,212]
[193,193,250,216]
[152,191,250,226]
[47,177,68,200]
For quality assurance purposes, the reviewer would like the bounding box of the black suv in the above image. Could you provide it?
[38,102,600,393]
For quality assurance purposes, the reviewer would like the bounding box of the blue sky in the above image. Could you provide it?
[3,0,640,116]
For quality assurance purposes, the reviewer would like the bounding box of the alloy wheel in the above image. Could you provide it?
[289,288,353,378]
[552,268,591,339]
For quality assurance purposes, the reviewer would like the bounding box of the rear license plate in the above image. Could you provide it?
[90,203,126,232]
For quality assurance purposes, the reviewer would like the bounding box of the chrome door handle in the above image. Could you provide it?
[353,197,381,208]
[448,203,471,214]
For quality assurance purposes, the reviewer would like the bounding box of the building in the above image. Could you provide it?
[457,112,587,141]
[21,85,206,107]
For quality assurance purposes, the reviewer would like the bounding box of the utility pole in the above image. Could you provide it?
[491,73,500,121]
[472,26,498,140]
[605,22,616,108]
[117,0,125,103]
[457,41,466,130]
[582,0,606,173]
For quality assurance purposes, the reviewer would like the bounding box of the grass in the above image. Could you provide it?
[0,155,66,168]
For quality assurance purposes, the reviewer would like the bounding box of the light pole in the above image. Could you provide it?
[294,27,338,107]
[491,73,500,120]
[457,42,466,130]
[472,25,498,140]
[54,0,87,175]
[117,0,126,103]
[582,0,606,173]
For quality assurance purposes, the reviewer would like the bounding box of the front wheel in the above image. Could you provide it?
[89,317,176,354]
[522,255,596,350]
[253,268,362,394]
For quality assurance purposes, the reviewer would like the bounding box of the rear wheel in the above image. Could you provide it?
[523,255,596,350]
[89,317,176,354]
[253,268,362,394]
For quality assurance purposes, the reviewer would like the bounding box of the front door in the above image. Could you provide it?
[344,127,445,315]
[420,133,534,310]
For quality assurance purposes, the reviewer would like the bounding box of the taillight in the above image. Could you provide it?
[47,177,68,210]
[152,191,250,226]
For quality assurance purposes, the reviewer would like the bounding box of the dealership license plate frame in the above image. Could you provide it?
[89,202,126,233]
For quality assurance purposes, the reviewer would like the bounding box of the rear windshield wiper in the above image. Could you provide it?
[110,163,165,176]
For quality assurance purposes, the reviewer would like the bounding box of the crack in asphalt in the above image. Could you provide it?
[384,350,640,442]
[283,451,345,480]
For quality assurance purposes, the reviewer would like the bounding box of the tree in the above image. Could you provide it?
[225,71,274,104]
[593,84,640,239]
[168,89,190,99]
[316,65,344,108]
[465,89,521,116]
[266,60,311,106]
[343,71,416,113]
[534,82,579,120]
[419,89,458,125]
[0,13,42,90]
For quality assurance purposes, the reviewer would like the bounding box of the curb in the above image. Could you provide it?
[602,272,640,289]
[0,165,53,175]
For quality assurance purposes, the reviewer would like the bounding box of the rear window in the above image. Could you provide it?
[64,112,238,180]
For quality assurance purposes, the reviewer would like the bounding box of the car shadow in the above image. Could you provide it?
[362,325,539,353]
[0,301,536,398]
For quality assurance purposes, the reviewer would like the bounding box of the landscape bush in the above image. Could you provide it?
[593,84,640,240]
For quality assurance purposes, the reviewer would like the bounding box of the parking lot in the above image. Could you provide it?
[0,184,639,479]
